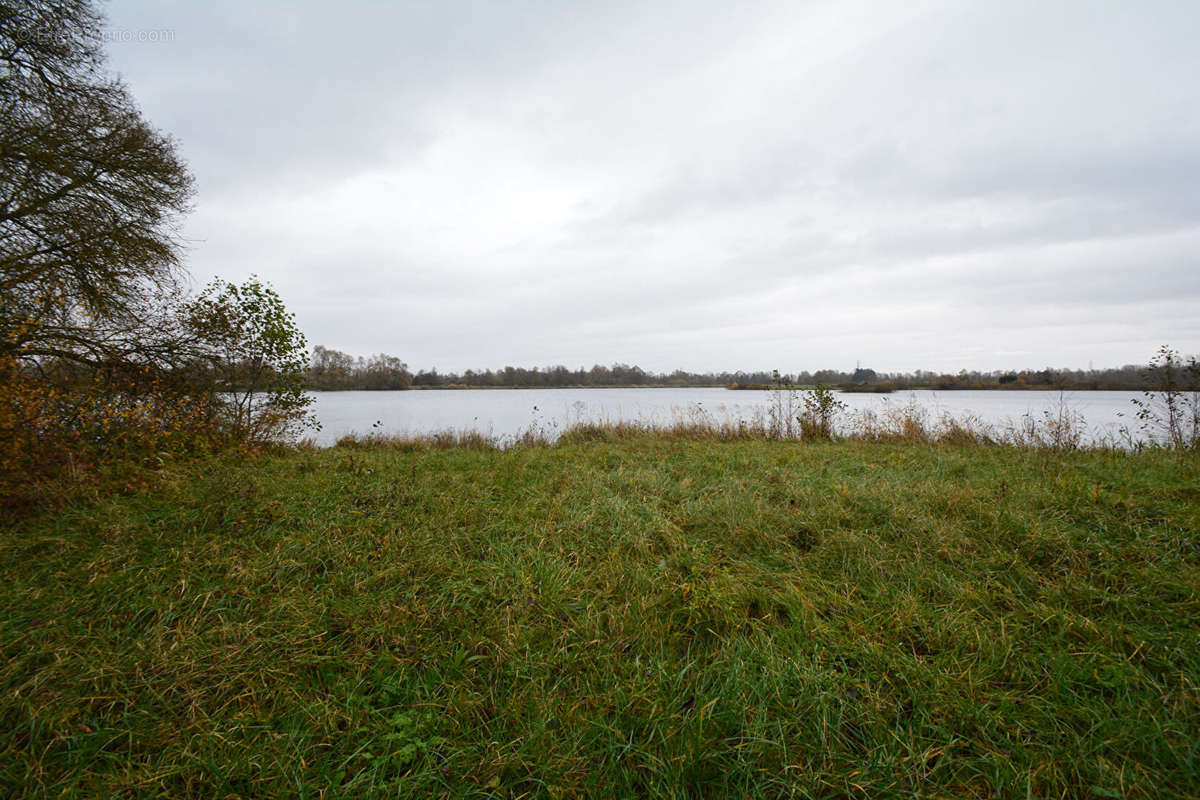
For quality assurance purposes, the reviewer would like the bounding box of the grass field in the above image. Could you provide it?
[2,434,1198,798]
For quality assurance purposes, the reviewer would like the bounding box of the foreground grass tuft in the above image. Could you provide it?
[2,437,1198,798]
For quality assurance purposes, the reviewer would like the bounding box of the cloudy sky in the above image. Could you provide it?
[103,0,1199,374]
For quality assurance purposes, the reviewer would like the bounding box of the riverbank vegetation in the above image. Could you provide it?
[3,433,1198,798]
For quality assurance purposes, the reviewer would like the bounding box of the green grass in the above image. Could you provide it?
[2,435,1198,798]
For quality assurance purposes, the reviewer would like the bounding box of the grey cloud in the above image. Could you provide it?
[101,0,1200,373]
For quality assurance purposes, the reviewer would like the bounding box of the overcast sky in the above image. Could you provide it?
[103,0,1199,373]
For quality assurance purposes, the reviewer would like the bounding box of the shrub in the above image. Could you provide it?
[0,355,215,509]
[1131,345,1200,449]
[798,384,846,440]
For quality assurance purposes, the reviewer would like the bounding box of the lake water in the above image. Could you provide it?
[307,388,1148,446]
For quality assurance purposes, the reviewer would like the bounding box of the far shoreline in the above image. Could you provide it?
[303,384,1147,392]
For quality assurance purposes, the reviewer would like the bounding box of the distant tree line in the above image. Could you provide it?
[305,348,1162,391]
[305,349,782,389]
[862,365,1154,391]
[409,364,783,389]
[309,346,413,390]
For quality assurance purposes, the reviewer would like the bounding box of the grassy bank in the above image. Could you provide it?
[2,435,1198,798]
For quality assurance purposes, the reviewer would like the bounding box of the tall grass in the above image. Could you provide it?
[334,389,1120,454]
[2,435,1197,797]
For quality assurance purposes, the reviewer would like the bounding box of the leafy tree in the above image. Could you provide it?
[310,345,357,389]
[364,353,412,390]
[0,0,207,502]
[1,0,194,369]
[0,2,324,507]
[185,277,317,442]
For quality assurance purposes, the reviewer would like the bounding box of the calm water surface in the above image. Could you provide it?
[308,388,1145,446]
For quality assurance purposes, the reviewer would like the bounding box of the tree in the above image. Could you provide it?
[0,0,194,369]
[1131,345,1199,449]
[0,1,207,499]
[851,367,877,384]
[184,277,317,442]
[364,353,411,390]
[310,345,356,389]
[0,3,321,504]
